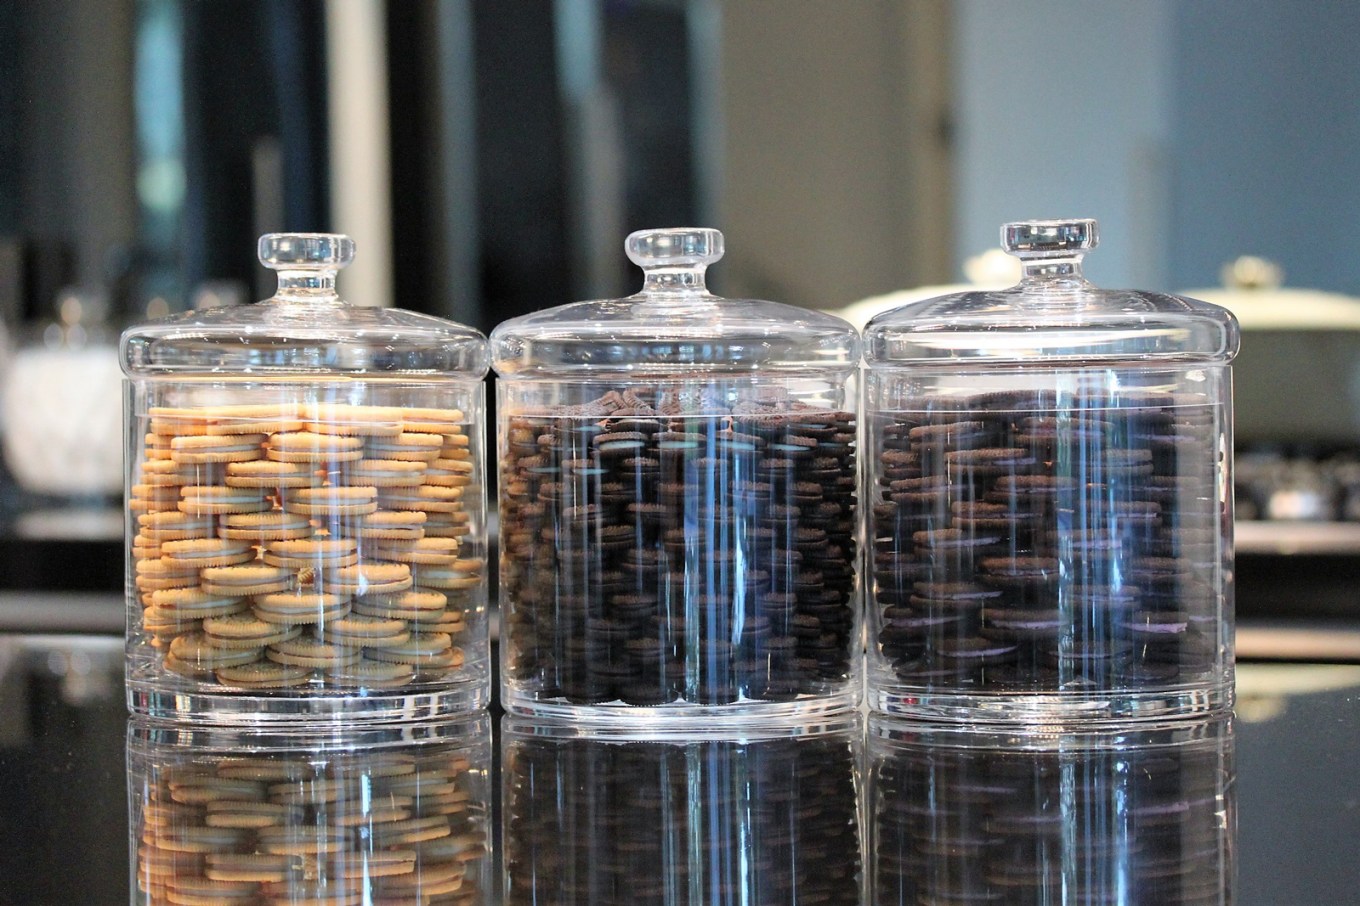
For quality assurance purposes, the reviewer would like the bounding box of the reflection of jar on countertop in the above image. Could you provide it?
[2,285,123,500]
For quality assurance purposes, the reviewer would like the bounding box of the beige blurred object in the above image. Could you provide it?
[828,249,1021,330]
[1185,255,1360,330]
[1,286,122,497]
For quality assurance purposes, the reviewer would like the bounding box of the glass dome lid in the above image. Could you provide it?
[864,219,1240,366]
[489,227,860,377]
[121,233,489,377]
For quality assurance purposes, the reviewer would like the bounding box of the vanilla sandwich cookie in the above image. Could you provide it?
[324,658,418,689]
[368,815,452,846]
[306,403,406,437]
[138,511,216,541]
[133,533,163,560]
[378,484,464,513]
[420,457,473,488]
[178,485,271,515]
[267,431,364,463]
[409,560,481,591]
[168,632,264,670]
[261,538,359,569]
[364,431,444,463]
[372,537,460,565]
[254,825,352,856]
[225,459,320,489]
[282,485,378,517]
[318,620,411,649]
[344,458,428,487]
[366,632,460,668]
[149,588,251,619]
[130,483,182,510]
[171,433,267,464]
[160,538,257,568]
[418,611,467,635]
[148,406,212,436]
[352,510,427,540]
[142,823,250,854]
[214,660,313,690]
[139,458,200,486]
[252,592,350,625]
[203,798,305,829]
[266,636,364,669]
[215,758,313,782]
[352,589,447,621]
[142,604,204,632]
[325,851,418,879]
[143,432,175,459]
[420,510,471,538]
[200,564,294,597]
[204,404,306,436]
[219,511,314,541]
[323,562,412,596]
[204,612,305,647]
[205,853,304,883]
[135,558,202,592]
[400,406,464,433]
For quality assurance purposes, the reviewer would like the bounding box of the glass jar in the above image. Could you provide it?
[121,233,490,722]
[863,219,1239,722]
[866,715,1235,905]
[128,715,494,905]
[491,228,861,723]
[502,715,862,904]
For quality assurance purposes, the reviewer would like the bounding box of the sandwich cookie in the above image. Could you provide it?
[352,510,427,540]
[323,562,413,596]
[139,458,200,486]
[306,403,406,437]
[378,485,463,513]
[317,612,412,648]
[352,589,447,621]
[370,537,460,565]
[344,458,428,487]
[421,457,473,488]
[261,538,359,570]
[138,511,216,541]
[205,853,304,883]
[160,538,257,568]
[266,636,363,670]
[225,459,320,489]
[167,632,263,671]
[252,591,350,625]
[170,433,267,464]
[200,565,295,597]
[323,658,418,689]
[177,486,271,515]
[282,486,379,517]
[409,560,481,592]
[267,431,364,463]
[219,511,314,541]
[214,660,313,690]
[149,588,250,620]
[203,612,305,649]
[147,406,212,436]
[366,632,461,669]
[364,432,444,463]
[136,558,202,592]
[203,403,305,436]
[400,406,465,434]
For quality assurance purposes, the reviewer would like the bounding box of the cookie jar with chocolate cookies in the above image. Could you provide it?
[122,233,491,722]
[863,219,1239,721]
[491,228,861,723]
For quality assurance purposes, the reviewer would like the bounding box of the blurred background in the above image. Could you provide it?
[0,0,1357,632]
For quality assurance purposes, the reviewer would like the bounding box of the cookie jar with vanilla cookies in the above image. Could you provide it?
[863,219,1239,722]
[491,227,862,723]
[121,233,490,722]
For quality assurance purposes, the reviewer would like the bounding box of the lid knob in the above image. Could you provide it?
[626,228,724,269]
[258,233,354,303]
[1002,219,1098,256]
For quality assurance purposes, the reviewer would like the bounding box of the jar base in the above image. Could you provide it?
[126,678,489,724]
[503,688,860,728]
[868,683,1232,724]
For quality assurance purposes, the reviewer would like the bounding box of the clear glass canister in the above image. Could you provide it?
[128,715,494,905]
[864,219,1239,722]
[121,233,491,722]
[491,228,862,723]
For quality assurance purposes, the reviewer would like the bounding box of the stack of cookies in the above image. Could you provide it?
[499,388,858,707]
[504,729,861,904]
[870,390,1222,692]
[130,402,481,693]
[869,726,1231,905]
[134,744,489,904]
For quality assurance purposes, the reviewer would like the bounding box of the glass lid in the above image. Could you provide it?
[489,227,860,377]
[864,218,1239,366]
[121,233,489,377]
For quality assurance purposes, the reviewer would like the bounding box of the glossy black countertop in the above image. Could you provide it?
[0,634,1357,905]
